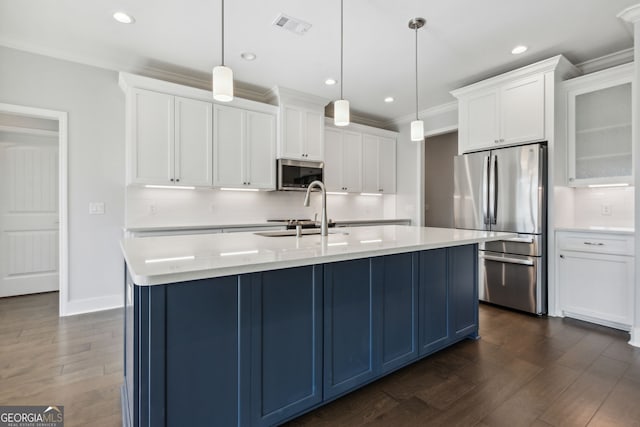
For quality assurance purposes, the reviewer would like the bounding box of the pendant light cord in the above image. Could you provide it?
[340,0,344,101]
[221,0,225,66]
[415,25,418,121]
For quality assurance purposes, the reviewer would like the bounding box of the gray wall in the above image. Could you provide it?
[424,131,458,228]
[0,46,125,314]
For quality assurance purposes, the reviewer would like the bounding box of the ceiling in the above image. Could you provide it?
[0,0,637,123]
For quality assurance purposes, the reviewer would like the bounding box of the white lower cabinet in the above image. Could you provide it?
[213,104,276,190]
[324,127,362,193]
[557,231,634,330]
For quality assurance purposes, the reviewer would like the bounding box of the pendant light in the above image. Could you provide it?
[334,0,350,126]
[213,0,233,102]
[409,18,425,141]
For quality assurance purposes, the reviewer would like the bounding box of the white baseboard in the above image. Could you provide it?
[61,294,123,317]
[629,326,640,348]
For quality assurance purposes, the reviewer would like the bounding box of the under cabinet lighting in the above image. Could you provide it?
[327,242,348,247]
[145,185,196,190]
[220,250,259,257]
[219,187,260,192]
[360,192,383,197]
[145,256,195,264]
[360,239,382,244]
[587,183,629,188]
[327,191,348,195]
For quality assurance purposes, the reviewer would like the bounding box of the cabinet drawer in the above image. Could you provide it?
[556,232,634,256]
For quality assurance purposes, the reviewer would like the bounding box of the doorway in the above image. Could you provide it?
[424,131,458,228]
[0,104,68,314]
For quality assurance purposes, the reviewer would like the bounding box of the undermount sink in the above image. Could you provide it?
[254,229,348,237]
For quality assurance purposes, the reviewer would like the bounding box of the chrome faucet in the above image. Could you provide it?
[304,180,328,236]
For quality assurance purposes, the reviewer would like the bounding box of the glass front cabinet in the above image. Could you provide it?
[564,63,634,186]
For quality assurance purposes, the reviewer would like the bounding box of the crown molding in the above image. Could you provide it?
[618,4,640,23]
[266,86,331,107]
[387,101,458,127]
[324,117,398,137]
[574,48,634,75]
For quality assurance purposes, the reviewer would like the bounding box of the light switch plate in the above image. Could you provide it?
[89,202,105,215]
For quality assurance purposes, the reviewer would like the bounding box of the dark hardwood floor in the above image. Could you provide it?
[1,292,639,426]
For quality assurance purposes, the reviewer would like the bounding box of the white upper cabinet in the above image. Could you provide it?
[456,74,545,153]
[280,105,324,161]
[213,104,276,190]
[362,134,396,194]
[563,63,634,186]
[128,88,212,187]
[324,127,362,193]
[452,56,579,155]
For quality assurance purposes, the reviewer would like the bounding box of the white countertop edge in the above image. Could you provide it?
[124,219,413,232]
[555,226,635,235]
[124,230,515,286]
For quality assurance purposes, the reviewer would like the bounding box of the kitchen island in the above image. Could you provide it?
[121,226,514,427]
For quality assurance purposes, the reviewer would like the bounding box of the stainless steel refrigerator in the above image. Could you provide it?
[453,143,546,314]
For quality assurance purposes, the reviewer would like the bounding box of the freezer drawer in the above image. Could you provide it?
[481,234,542,256]
[479,251,545,314]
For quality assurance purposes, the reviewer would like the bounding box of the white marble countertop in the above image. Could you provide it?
[555,226,635,235]
[122,225,515,286]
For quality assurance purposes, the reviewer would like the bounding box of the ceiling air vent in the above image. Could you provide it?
[272,13,312,35]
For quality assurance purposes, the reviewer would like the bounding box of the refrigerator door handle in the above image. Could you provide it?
[488,154,498,224]
[482,155,490,225]
[480,254,535,266]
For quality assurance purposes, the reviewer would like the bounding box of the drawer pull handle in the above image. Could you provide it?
[583,242,605,246]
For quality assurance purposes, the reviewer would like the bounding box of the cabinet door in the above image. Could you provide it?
[246,110,276,189]
[324,258,376,399]
[174,97,213,186]
[500,75,545,145]
[324,127,343,192]
[304,110,324,161]
[459,90,499,153]
[419,248,449,355]
[559,251,633,327]
[449,245,478,339]
[341,130,362,192]
[361,134,379,193]
[213,104,244,187]
[374,253,418,374]
[281,105,304,159]
[130,88,174,184]
[378,136,396,193]
[249,266,323,427]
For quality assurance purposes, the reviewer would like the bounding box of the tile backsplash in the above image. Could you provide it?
[568,186,634,228]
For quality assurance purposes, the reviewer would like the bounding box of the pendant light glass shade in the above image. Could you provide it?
[213,0,233,102]
[334,99,350,126]
[410,119,424,141]
[213,65,233,102]
[334,0,349,126]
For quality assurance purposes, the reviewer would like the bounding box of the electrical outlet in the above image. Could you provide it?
[89,202,105,215]
[601,204,612,216]
[149,204,157,215]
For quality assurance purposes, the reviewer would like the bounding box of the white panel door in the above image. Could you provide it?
[378,136,396,193]
[131,88,174,184]
[500,75,545,145]
[175,97,213,187]
[213,104,244,187]
[361,134,379,193]
[304,110,324,161]
[341,131,362,193]
[460,90,499,152]
[323,128,343,192]
[0,143,59,297]
[246,110,276,190]
[281,106,304,159]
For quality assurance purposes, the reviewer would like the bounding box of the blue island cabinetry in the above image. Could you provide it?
[123,245,478,427]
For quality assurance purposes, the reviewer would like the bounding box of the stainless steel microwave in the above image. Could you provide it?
[277,159,324,191]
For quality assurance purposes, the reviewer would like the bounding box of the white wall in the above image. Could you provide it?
[126,187,395,228]
[0,46,125,315]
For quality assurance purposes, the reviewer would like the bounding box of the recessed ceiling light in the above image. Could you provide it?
[325,78,337,86]
[240,52,256,61]
[113,11,135,24]
[384,97,395,103]
[511,45,528,55]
